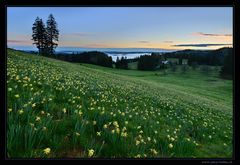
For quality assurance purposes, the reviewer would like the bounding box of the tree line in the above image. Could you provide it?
[54,51,113,68]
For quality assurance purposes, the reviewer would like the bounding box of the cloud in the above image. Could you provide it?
[173,43,232,47]
[63,33,92,37]
[7,40,31,44]
[163,41,173,43]
[138,41,150,43]
[192,32,232,37]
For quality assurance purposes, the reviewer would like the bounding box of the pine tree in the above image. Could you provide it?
[32,17,47,55]
[46,14,59,55]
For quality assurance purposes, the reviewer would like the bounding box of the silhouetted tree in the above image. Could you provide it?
[32,17,47,55]
[46,14,59,56]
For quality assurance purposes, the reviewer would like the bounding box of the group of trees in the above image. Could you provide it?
[32,14,59,56]
[55,51,113,68]
[137,54,160,71]
[163,48,231,66]
[115,56,128,69]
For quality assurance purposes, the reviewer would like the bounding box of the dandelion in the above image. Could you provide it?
[88,149,94,157]
[169,143,173,148]
[43,148,51,155]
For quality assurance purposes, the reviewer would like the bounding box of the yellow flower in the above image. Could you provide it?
[121,132,128,137]
[135,154,141,158]
[79,110,83,116]
[136,140,140,146]
[15,94,20,98]
[147,137,151,141]
[150,149,158,155]
[169,143,173,148]
[8,108,12,113]
[62,108,67,113]
[32,103,36,108]
[103,124,108,129]
[96,131,101,136]
[88,149,94,157]
[35,116,41,122]
[18,109,24,115]
[43,148,51,155]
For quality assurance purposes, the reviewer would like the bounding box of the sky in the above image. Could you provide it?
[7,7,233,50]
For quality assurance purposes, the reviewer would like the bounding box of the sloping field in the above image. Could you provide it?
[7,49,232,158]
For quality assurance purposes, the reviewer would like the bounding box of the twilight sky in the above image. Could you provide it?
[7,7,233,50]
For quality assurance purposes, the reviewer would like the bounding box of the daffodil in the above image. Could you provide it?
[88,149,94,157]
[15,94,20,98]
[18,109,24,115]
[43,148,51,155]
[96,131,101,136]
[35,116,41,122]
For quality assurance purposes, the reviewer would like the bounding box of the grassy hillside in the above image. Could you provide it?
[7,49,233,158]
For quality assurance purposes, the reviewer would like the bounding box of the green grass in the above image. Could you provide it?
[7,49,233,158]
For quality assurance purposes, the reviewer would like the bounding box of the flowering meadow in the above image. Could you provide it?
[7,49,232,158]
